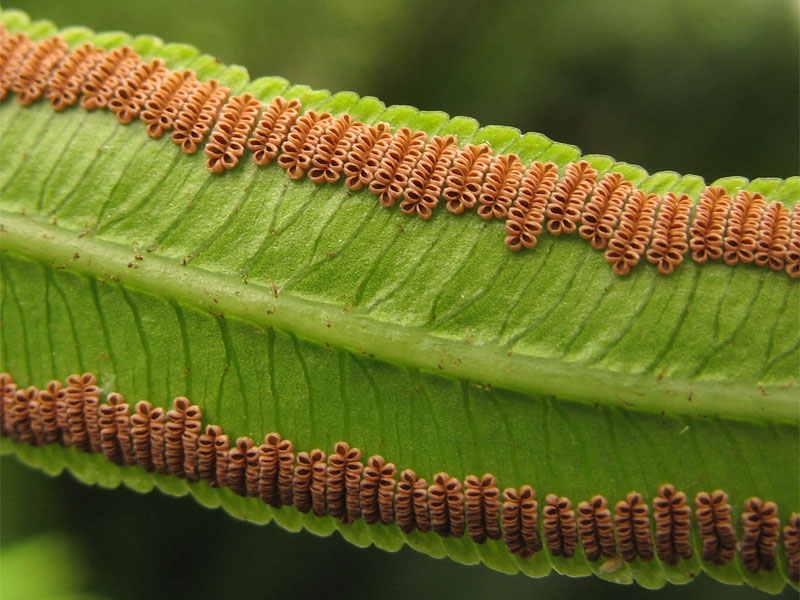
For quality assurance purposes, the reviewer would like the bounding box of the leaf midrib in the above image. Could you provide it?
[2,209,795,425]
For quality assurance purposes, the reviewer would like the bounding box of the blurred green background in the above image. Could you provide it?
[1,1,798,598]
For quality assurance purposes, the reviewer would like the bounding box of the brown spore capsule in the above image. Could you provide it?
[786,205,800,278]
[308,114,365,184]
[10,386,37,444]
[164,396,189,477]
[740,497,780,574]
[369,127,427,208]
[227,436,253,496]
[652,484,692,565]
[646,193,692,275]
[36,385,61,445]
[577,495,617,562]
[0,31,35,102]
[171,79,230,154]
[502,485,542,558]
[309,448,328,517]
[109,58,167,124]
[44,41,104,111]
[277,435,296,507]
[443,143,492,215]
[26,387,46,446]
[243,439,261,497]
[360,454,397,525]
[545,160,597,235]
[342,122,393,191]
[605,189,659,275]
[784,513,800,583]
[395,469,430,533]
[464,473,502,544]
[477,153,525,221]
[197,424,223,486]
[428,472,465,538]
[214,432,230,488]
[277,110,332,179]
[203,92,262,173]
[578,172,632,250]
[258,431,294,507]
[130,400,156,472]
[326,441,362,523]
[614,491,654,563]
[400,135,458,219]
[505,161,560,250]
[148,406,168,475]
[293,449,317,513]
[722,190,766,266]
[0,372,17,435]
[98,392,124,465]
[182,403,203,483]
[690,186,732,263]
[695,490,738,566]
[54,389,72,447]
[293,114,334,177]
[754,201,791,271]
[80,45,140,110]
[65,372,101,453]
[247,96,302,166]
[110,392,136,465]
[464,473,502,543]
[140,69,198,138]
[543,494,578,558]
[13,35,68,106]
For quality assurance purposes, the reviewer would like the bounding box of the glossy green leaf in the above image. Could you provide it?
[0,7,797,594]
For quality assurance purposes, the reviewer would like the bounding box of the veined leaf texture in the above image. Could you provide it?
[0,7,797,594]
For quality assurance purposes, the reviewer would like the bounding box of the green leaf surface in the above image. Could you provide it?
[0,7,797,594]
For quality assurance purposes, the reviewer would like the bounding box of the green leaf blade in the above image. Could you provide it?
[0,10,797,594]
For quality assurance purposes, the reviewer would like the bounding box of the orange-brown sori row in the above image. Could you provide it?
[0,372,797,580]
[2,27,799,279]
